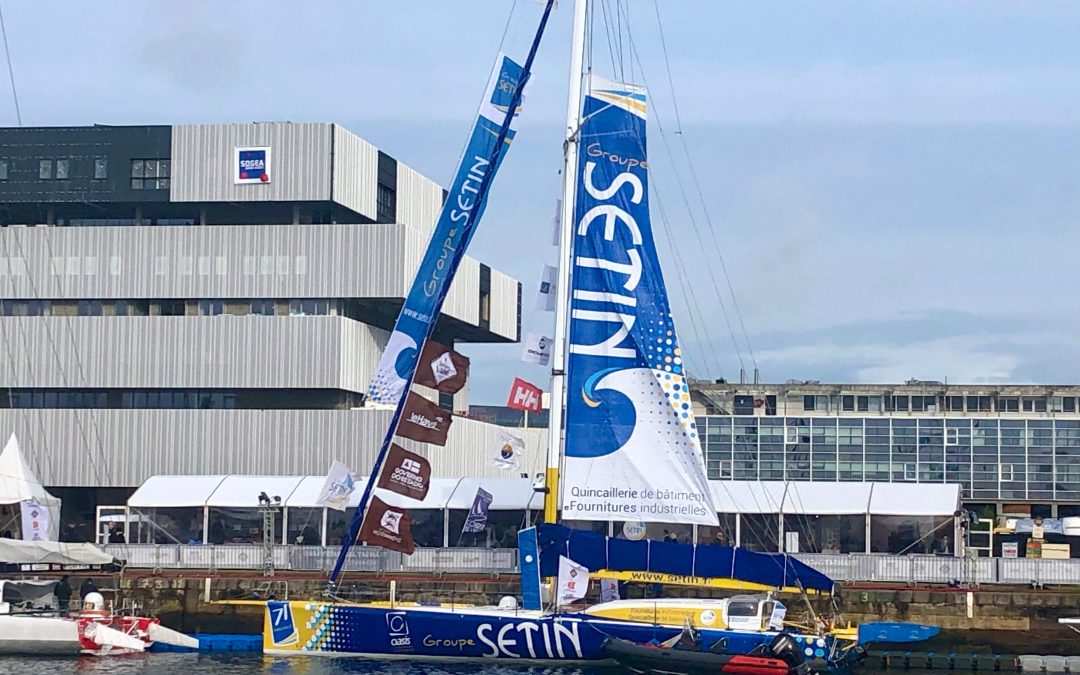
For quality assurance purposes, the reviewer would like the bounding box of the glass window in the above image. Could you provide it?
[55,159,70,179]
[947,396,963,411]
[131,159,144,178]
[39,160,53,179]
[999,397,1019,413]
[842,395,854,412]
[94,158,107,179]
[893,395,909,411]
[803,395,815,412]
[198,299,224,316]
[0,159,8,180]
[1067,398,1077,413]
[1035,398,1047,413]
[251,299,276,316]
[1023,398,1034,412]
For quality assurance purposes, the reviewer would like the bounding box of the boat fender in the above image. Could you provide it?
[767,633,806,668]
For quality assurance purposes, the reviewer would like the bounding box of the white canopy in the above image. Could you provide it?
[0,539,114,565]
[0,434,59,507]
[127,475,961,518]
[128,475,227,508]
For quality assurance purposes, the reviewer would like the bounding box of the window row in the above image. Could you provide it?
[130,158,170,190]
[801,393,1076,414]
[0,254,312,278]
[2,388,363,410]
[0,298,344,317]
[0,157,108,181]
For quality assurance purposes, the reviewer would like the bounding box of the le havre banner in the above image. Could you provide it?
[367,54,525,406]
[559,76,717,526]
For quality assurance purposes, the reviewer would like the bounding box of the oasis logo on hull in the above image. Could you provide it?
[234,146,271,184]
[386,611,413,652]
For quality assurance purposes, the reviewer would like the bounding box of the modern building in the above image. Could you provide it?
[690,380,1080,518]
[0,122,540,525]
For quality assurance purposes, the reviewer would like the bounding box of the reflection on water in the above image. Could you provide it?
[0,654,606,675]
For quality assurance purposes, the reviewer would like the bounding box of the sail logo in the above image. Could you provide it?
[234,146,271,184]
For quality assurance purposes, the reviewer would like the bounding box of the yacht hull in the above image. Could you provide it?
[263,601,836,663]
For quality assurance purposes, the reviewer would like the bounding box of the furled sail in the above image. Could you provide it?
[560,76,717,526]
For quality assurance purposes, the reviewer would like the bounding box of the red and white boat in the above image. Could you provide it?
[0,579,199,656]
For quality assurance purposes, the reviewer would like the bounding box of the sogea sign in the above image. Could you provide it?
[234,146,271,184]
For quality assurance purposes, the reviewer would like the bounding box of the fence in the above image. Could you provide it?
[100,544,1080,586]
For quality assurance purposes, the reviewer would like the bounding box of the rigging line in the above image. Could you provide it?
[651,0,758,371]
[6,228,116,489]
[616,22,747,375]
[0,1,21,126]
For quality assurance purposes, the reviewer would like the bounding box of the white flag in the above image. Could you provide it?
[20,499,48,542]
[551,198,562,246]
[557,555,589,606]
[600,578,620,602]
[316,461,356,511]
[534,265,557,312]
[492,429,524,470]
[430,351,457,385]
[768,601,787,630]
[520,332,552,366]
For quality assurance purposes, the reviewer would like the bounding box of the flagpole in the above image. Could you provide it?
[544,0,588,525]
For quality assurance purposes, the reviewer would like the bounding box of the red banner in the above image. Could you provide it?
[359,496,415,554]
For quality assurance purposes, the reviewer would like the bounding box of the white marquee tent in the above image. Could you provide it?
[0,434,61,541]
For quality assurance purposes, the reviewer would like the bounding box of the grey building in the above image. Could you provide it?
[690,380,1080,516]
[0,122,536,521]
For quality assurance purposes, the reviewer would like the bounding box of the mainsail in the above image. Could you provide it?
[560,76,718,526]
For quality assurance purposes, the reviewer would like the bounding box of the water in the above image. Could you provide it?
[0,654,608,675]
[0,654,953,675]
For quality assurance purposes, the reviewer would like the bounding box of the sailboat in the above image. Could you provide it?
[257,0,937,665]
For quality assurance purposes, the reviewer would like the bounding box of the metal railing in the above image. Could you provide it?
[101,544,1079,586]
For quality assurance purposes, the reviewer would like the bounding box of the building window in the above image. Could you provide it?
[289,299,328,316]
[998,397,1019,413]
[1067,398,1077,413]
[377,183,396,221]
[56,159,70,180]
[251,299,276,316]
[157,300,186,316]
[1001,464,1014,482]
[0,159,8,180]
[857,396,869,412]
[198,299,224,316]
[131,159,170,190]
[39,160,53,179]
[904,463,916,481]
[76,300,103,316]
[842,395,854,412]
[94,158,108,179]
[946,396,963,412]
[892,395,909,412]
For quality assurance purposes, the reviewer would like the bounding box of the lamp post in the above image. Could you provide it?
[258,492,282,577]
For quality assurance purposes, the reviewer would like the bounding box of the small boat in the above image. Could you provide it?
[1059,617,1080,634]
[604,630,816,675]
[0,580,198,656]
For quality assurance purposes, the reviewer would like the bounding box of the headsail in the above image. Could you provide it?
[560,76,717,526]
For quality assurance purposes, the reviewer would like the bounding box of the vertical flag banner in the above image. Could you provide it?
[315,461,356,511]
[507,377,543,412]
[461,488,493,534]
[560,76,718,526]
[535,264,558,311]
[520,332,552,365]
[367,54,525,406]
[20,500,47,542]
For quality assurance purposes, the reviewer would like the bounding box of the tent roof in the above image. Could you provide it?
[127,474,961,517]
[128,475,227,508]
[0,434,59,507]
[205,476,306,508]
[869,482,960,516]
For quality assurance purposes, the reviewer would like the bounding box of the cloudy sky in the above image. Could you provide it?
[3,1,1080,402]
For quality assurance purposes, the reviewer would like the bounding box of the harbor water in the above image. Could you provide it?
[0,654,964,675]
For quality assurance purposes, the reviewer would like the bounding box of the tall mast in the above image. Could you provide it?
[544,0,588,524]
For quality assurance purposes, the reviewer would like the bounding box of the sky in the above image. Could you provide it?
[3,1,1080,402]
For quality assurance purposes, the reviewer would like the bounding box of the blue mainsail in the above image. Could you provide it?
[560,76,717,526]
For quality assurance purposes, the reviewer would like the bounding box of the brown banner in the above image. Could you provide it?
[359,496,415,555]
[377,444,431,501]
[413,340,470,394]
[397,392,452,446]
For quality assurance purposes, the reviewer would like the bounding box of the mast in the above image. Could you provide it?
[544,0,588,525]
